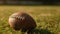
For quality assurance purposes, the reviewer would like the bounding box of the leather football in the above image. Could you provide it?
[8,12,36,32]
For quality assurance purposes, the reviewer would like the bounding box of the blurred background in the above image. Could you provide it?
[0,0,60,5]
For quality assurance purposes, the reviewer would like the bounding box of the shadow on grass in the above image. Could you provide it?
[27,28,54,34]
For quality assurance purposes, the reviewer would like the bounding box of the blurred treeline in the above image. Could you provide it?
[0,0,60,5]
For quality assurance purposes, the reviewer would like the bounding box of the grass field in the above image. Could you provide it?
[0,6,60,34]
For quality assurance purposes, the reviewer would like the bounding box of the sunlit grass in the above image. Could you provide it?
[0,6,60,34]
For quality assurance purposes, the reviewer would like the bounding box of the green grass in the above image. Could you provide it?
[0,6,60,34]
